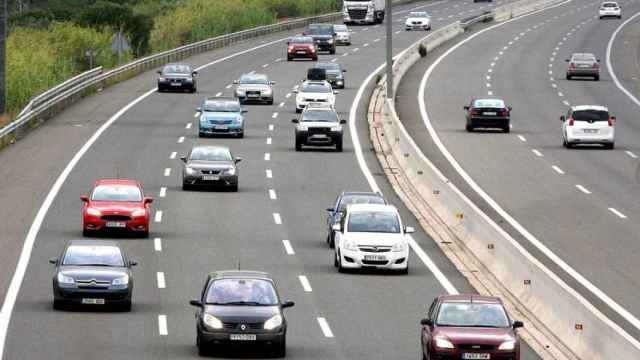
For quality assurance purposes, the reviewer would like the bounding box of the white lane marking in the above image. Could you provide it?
[178,136,185,143]
[517,135,526,142]
[488,68,493,73]
[532,149,543,157]
[374,38,381,42]
[158,315,168,336]
[549,70,553,75]
[272,112,279,119]
[298,275,312,292]
[552,165,565,174]
[267,137,272,145]
[286,93,292,98]
[282,240,295,255]
[342,53,349,57]
[626,151,638,159]
[490,62,495,67]
[563,100,571,106]
[193,112,199,118]
[249,70,256,74]
[576,185,592,194]
[264,153,271,161]
[558,92,563,97]
[159,187,167,198]
[155,211,163,223]
[353,48,360,52]
[266,169,273,178]
[552,83,557,88]
[331,58,338,63]
[215,92,222,97]
[262,63,269,68]
[486,83,491,88]
[273,213,282,225]
[164,168,171,177]
[417,0,640,343]
[226,84,233,89]
[275,58,283,62]
[486,75,491,80]
[269,189,277,200]
[279,102,285,107]
[609,208,628,219]
[317,317,334,338]
[487,91,493,96]
[364,43,370,47]
[157,272,166,289]
[170,152,177,159]
[185,123,192,129]
[268,124,275,131]
[154,238,162,252]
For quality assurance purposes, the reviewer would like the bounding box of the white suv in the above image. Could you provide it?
[561,105,616,149]
[333,204,413,274]
[294,80,337,113]
[599,2,621,19]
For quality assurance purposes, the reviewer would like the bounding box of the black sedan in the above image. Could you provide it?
[189,270,294,357]
[464,98,512,133]
[325,191,386,248]
[311,63,347,89]
[157,63,198,93]
[50,240,137,311]
[181,145,242,191]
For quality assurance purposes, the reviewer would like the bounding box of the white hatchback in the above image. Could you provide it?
[561,105,615,149]
[294,80,338,113]
[599,1,622,19]
[333,204,413,274]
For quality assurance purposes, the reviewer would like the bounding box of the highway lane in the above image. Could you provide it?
[0,1,539,360]
[398,0,640,340]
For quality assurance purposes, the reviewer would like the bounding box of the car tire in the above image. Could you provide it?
[295,139,302,151]
[336,139,343,152]
[287,56,292,61]
[618,16,622,19]
[82,228,91,237]
[271,338,286,358]
[503,125,510,133]
[268,99,274,105]
[566,74,571,80]
[465,124,474,132]
[121,300,132,312]
[197,333,209,356]
[605,142,615,150]
[594,75,600,81]
[53,299,65,310]
[141,230,149,239]
[191,87,197,93]
[230,184,239,192]
[295,107,302,113]
[328,231,335,248]
[566,141,574,149]
[157,87,164,93]
[237,132,244,139]
[399,265,409,275]
[182,182,190,191]
[330,48,336,55]
[562,139,568,148]
[313,56,318,61]
[347,42,351,46]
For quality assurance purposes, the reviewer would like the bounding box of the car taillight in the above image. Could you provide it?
[569,63,576,69]
[568,118,574,126]
[608,117,614,126]
[470,109,480,116]
[499,109,509,117]
[593,63,599,69]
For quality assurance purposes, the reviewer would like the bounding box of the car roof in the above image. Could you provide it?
[303,80,331,86]
[205,96,238,102]
[341,191,384,198]
[571,52,596,57]
[211,270,273,281]
[571,105,608,112]
[94,179,139,187]
[346,203,398,213]
[438,294,503,304]
[192,145,230,152]
[67,239,121,248]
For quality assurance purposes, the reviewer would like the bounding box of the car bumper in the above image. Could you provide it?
[158,81,194,90]
[336,37,350,44]
[184,174,238,187]
[297,132,342,146]
[199,126,244,136]
[599,11,621,17]
[289,51,316,59]
[468,117,510,128]
[566,69,599,77]
[429,350,518,360]
[198,327,285,346]
[405,24,430,30]
[236,94,272,102]
[566,132,614,144]
[316,43,335,51]
[83,216,149,233]
[340,248,409,270]
[53,286,131,303]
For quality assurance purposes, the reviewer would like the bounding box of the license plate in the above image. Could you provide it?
[579,64,590,68]
[364,255,386,261]
[584,129,598,133]
[202,175,220,181]
[214,125,228,130]
[82,298,105,305]
[483,111,497,116]
[170,82,181,86]
[297,51,306,54]
[230,334,256,341]
[248,93,259,97]
[106,221,126,228]
[462,354,490,360]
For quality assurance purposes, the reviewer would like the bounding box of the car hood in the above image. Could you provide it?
[204,305,280,322]
[59,266,128,281]
[186,160,235,170]
[433,326,515,346]
[299,92,333,100]
[343,232,405,246]
[335,31,350,36]
[88,201,142,212]
[310,34,333,40]
[237,84,271,91]
[406,17,430,22]
[300,121,339,128]
[200,112,242,122]
[162,74,192,79]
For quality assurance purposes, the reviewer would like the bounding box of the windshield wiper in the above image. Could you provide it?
[78,263,117,267]
[221,301,268,306]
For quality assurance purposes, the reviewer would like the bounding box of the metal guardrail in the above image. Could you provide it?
[460,10,494,28]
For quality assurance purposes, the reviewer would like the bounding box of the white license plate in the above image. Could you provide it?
[106,221,126,228]
[483,112,497,116]
[214,125,228,130]
[584,129,598,133]
[297,51,306,54]
[248,93,259,97]
[170,82,181,86]
[364,255,386,261]
[579,64,590,68]
[230,334,257,341]
[82,298,105,305]
[462,354,490,360]
[202,175,220,181]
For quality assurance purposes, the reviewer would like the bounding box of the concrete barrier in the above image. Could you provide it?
[369,0,640,358]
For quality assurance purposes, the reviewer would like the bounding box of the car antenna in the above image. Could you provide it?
[237,258,241,271]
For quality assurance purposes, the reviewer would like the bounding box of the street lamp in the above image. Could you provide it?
[385,0,393,100]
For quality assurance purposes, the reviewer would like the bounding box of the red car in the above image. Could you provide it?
[421,294,523,360]
[287,36,318,61]
[81,179,153,238]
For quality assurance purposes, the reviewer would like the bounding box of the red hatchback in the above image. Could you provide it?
[421,295,523,360]
[81,179,153,238]
[287,36,318,61]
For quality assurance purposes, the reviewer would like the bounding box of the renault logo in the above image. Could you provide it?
[240,324,247,331]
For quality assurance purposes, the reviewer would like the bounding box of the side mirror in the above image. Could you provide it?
[144,197,154,204]
[80,195,89,202]
[405,226,415,234]
[233,80,239,84]
[326,207,334,212]
[195,107,202,112]
[180,156,187,163]
[513,320,524,329]
[241,109,248,114]
[565,59,570,62]
[343,69,347,72]
[192,71,198,76]
[339,119,347,124]
[463,106,469,111]
[281,301,295,309]
[189,299,203,307]
[292,119,299,123]
[611,116,617,121]
[334,91,340,95]
[508,106,513,111]
[332,224,342,232]
[270,81,276,85]
[235,157,243,164]
[49,257,58,265]
[559,115,566,122]
[157,70,162,74]
[420,318,433,326]
[129,260,138,267]
[597,59,601,63]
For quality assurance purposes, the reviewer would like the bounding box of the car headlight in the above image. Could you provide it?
[112,275,129,286]
[330,125,341,132]
[264,88,272,95]
[434,337,455,349]
[297,95,304,103]
[391,242,406,252]
[185,167,197,175]
[57,273,75,285]
[298,124,308,131]
[343,240,358,251]
[203,314,223,329]
[498,340,516,351]
[264,314,283,330]
[86,208,101,217]
[158,77,166,82]
[224,167,236,176]
[236,89,245,96]
[131,208,146,217]
[328,39,334,44]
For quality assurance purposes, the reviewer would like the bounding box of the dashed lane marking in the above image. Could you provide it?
[576,185,592,194]
[158,315,168,336]
[159,187,167,198]
[164,168,171,177]
[273,213,282,224]
[155,211,163,223]
[298,275,312,292]
[552,165,565,174]
[282,240,294,255]
[317,317,334,338]
[532,149,543,157]
[609,208,627,219]
[157,272,166,289]
[154,238,162,252]
[264,153,271,161]
[266,169,273,178]
[269,189,277,200]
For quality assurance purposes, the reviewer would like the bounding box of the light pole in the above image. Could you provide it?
[0,0,6,115]
[385,0,393,100]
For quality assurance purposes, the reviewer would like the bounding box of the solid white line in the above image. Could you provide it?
[551,165,565,174]
[266,169,273,178]
[532,149,543,157]
[317,317,334,338]
[298,275,312,292]
[609,208,628,219]
[517,135,526,142]
[170,152,177,159]
[157,272,166,289]
[269,189,277,200]
[267,137,272,145]
[158,315,168,336]
[178,136,185,143]
[164,168,171,176]
[155,211,163,223]
[264,153,271,161]
[272,112,278,119]
[576,185,592,194]
[159,187,167,198]
[268,124,274,131]
[185,123,192,129]
[626,151,638,159]
[215,92,222,97]
[273,213,282,225]
[154,237,162,252]
[282,240,294,255]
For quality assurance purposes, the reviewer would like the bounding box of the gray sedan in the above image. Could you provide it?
[181,145,242,191]
[566,53,600,80]
[234,73,275,105]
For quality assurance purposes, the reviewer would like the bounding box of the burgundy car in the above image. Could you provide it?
[464,98,512,133]
[421,295,523,360]
[287,36,318,61]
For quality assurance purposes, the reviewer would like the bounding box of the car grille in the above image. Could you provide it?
[458,344,497,350]
[326,74,338,80]
[358,246,391,253]
[167,78,183,83]
[76,279,111,288]
[308,127,331,135]
[101,215,131,221]
[208,120,233,125]
[222,322,263,330]
[348,8,368,19]
[411,21,423,25]
[305,98,327,102]
[362,259,389,265]
[201,169,222,175]
[246,91,261,97]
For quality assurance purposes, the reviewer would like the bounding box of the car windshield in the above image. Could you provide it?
[315,63,341,71]
[91,185,142,202]
[206,278,279,305]
[348,211,401,233]
[409,11,429,17]
[291,37,314,44]
[572,110,609,121]
[190,147,232,161]
[338,195,385,211]
[239,75,269,85]
[436,303,510,328]
[302,83,331,93]
[334,25,348,32]
[203,100,241,112]
[162,64,191,75]
[572,54,596,61]
[307,25,333,34]
[302,110,339,122]
[473,99,505,108]
[603,2,618,7]
[62,245,125,267]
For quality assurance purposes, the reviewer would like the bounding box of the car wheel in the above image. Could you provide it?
[313,56,318,61]
[287,56,292,61]
[191,87,197,93]
[329,231,335,248]
[295,139,302,151]
[271,337,286,358]
[53,299,65,310]
[566,74,572,80]
[295,107,302,113]
[594,75,600,81]
[268,99,274,105]
[334,250,339,268]
[82,228,91,237]
[336,139,343,152]
[562,138,568,148]
[237,132,244,139]
[399,265,409,275]
[120,300,132,312]
[157,87,163,93]
[231,184,239,192]
[605,142,615,150]
[465,124,474,132]
[566,141,574,149]
[503,125,510,133]
[337,252,346,273]
[182,182,190,191]
[347,42,351,46]
[618,16,622,19]
[330,49,336,55]
[141,230,149,239]
[197,333,209,356]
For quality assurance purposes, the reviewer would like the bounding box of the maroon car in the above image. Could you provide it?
[287,36,318,61]
[421,295,523,360]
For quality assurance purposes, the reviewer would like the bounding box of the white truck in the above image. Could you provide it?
[343,0,385,24]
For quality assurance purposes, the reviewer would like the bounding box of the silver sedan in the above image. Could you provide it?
[180,145,242,191]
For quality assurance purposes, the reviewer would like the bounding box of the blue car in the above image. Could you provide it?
[197,97,246,138]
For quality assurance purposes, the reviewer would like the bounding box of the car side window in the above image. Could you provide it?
[201,277,211,301]
[428,298,438,320]
[340,211,347,230]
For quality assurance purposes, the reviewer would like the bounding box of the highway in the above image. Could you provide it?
[397,0,640,341]
[0,1,541,360]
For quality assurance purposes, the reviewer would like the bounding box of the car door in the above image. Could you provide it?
[423,298,439,357]
[335,210,348,250]
[327,195,341,230]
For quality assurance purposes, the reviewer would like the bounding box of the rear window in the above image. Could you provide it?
[572,110,609,121]
[572,54,596,61]
[307,24,333,34]
[473,99,505,108]
[291,36,313,44]
[603,3,618,7]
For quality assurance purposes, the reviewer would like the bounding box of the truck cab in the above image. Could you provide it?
[343,0,385,24]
